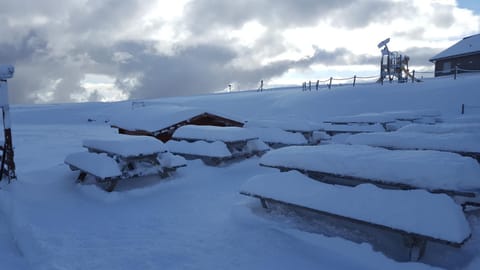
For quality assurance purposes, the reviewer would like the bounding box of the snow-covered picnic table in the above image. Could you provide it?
[323,110,442,133]
[346,132,480,161]
[169,125,269,165]
[397,122,480,134]
[325,110,441,125]
[246,127,308,148]
[245,118,325,144]
[259,144,480,206]
[321,122,386,135]
[240,171,471,260]
[65,135,186,191]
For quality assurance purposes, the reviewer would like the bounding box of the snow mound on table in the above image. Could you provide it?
[157,152,187,168]
[245,139,271,153]
[64,152,121,179]
[173,125,257,142]
[260,144,480,191]
[346,132,480,153]
[245,118,324,132]
[398,123,480,134]
[322,123,385,133]
[246,127,308,145]
[83,135,167,157]
[166,140,232,158]
[325,110,441,125]
[241,171,471,243]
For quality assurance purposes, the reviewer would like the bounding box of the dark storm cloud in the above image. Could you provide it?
[184,0,412,31]
[0,0,153,103]
[184,0,346,31]
[110,41,374,98]
[402,47,442,67]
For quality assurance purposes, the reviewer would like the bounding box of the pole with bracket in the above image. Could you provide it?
[0,64,16,182]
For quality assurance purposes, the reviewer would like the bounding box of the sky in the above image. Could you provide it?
[1,0,479,104]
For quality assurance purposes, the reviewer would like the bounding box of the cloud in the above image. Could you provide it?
[0,0,478,104]
[184,0,414,32]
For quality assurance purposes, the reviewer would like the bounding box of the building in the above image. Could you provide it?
[430,34,480,77]
[110,105,244,142]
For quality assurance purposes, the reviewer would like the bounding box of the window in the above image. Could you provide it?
[442,62,451,73]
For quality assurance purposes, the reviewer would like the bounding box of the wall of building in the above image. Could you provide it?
[435,53,480,76]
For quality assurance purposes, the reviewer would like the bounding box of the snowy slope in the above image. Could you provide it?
[1,75,480,269]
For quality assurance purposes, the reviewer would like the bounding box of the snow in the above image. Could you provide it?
[241,171,471,243]
[166,140,232,158]
[173,125,257,143]
[245,118,324,132]
[157,152,187,168]
[0,64,14,79]
[398,122,480,134]
[2,75,480,269]
[260,144,480,191]
[246,127,308,145]
[245,139,271,153]
[83,135,167,157]
[325,110,440,124]
[322,122,385,133]
[64,152,121,179]
[346,132,480,153]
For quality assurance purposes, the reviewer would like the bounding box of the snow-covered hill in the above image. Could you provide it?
[1,75,480,270]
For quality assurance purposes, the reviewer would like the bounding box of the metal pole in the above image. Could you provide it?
[461,104,465,115]
[353,75,357,87]
[0,79,16,182]
[328,77,333,89]
[454,66,457,80]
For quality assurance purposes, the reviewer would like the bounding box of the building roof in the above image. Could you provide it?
[430,34,480,62]
[110,104,244,133]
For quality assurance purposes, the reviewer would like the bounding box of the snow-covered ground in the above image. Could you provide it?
[1,75,480,269]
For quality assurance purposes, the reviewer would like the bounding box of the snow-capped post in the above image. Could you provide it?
[258,80,264,92]
[0,64,16,182]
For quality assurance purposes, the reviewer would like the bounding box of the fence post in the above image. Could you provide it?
[353,75,357,87]
[454,66,457,80]
[411,70,415,83]
[328,77,333,89]
[461,104,465,115]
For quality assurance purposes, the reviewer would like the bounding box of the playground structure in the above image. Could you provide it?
[377,38,420,83]
[0,64,16,182]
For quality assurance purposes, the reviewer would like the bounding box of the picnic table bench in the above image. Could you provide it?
[346,131,480,162]
[240,171,471,261]
[169,125,269,165]
[259,144,480,208]
[245,118,326,144]
[246,127,309,148]
[64,135,186,191]
[320,122,386,136]
[324,110,442,132]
